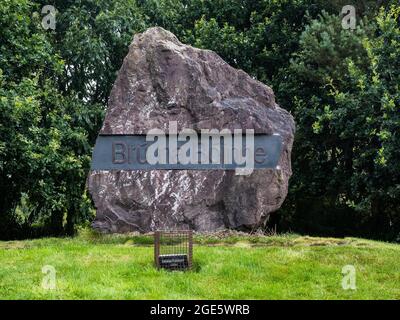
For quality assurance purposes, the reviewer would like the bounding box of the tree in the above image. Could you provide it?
[277,7,400,240]
[0,0,103,238]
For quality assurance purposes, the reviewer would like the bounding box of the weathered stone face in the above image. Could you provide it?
[88,27,295,233]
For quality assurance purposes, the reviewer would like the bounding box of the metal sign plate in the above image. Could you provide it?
[91,134,282,170]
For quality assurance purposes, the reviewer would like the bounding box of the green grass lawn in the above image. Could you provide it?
[0,230,399,299]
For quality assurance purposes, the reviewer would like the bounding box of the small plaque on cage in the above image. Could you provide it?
[159,254,189,269]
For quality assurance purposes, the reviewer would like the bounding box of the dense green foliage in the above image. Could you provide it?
[0,0,104,238]
[0,0,399,240]
[277,8,400,241]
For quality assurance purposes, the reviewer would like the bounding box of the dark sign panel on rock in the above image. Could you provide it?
[91,133,282,170]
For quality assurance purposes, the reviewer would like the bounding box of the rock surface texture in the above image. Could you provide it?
[88,27,295,233]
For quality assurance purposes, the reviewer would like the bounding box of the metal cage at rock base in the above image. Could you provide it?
[154,230,193,271]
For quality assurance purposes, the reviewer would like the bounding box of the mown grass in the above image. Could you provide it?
[0,230,399,299]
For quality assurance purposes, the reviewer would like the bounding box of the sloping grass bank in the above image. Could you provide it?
[0,231,399,299]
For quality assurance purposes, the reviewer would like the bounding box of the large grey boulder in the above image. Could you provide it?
[88,27,295,233]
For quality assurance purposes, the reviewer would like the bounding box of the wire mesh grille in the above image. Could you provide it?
[154,230,193,271]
